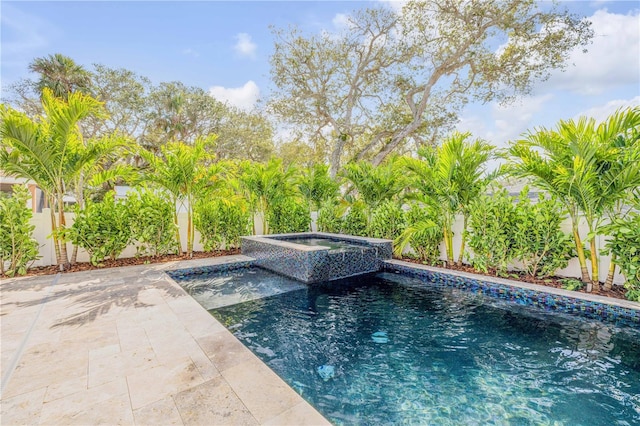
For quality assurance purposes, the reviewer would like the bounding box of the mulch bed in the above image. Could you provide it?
[398,256,629,301]
[8,249,241,278]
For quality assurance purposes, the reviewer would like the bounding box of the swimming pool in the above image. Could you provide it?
[196,268,640,425]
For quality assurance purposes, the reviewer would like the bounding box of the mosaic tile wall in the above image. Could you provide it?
[241,233,392,283]
[383,261,640,327]
[166,260,255,281]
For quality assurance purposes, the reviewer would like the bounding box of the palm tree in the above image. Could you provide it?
[402,132,495,266]
[507,107,640,291]
[593,109,640,289]
[238,158,297,235]
[340,160,406,226]
[66,133,135,263]
[29,53,92,100]
[0,88,105,270]
[297,164,339,231]
[138,137,222,256]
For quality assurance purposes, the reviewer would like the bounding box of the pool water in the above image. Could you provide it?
[208,270,640,425]
[279,237,364,251]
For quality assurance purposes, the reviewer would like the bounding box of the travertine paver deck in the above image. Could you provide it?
[0,255,330,425]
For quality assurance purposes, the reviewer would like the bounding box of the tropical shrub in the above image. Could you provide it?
[238,158,297,235]
[507,107,640,290]
[267,198,310,234]
[368,200,406,240]
[0,186,40,276]
[467,188,516,276]
[317,201,344,233]
[67,193,132,265]
[396,202,443,265]
[127,189,177,257]
[195,197,251,250]
[401,132,495,266]
[602,213,640,301]
[341,203,368,236]
[512,190,573,278]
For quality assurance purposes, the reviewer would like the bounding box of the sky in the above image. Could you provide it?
[1,0,639,152]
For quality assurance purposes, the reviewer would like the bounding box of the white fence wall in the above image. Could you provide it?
[27,209,625,284]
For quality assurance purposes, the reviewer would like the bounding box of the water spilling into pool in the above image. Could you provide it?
[206,269,640,425]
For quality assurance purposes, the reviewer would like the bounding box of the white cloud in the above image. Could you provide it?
[378,0,406,13]
[457,94,555,148]
[209,80,260,111]
[182,48,199,58]
[233,33,257,59]
[332,13,349,28]
[575,96,640,122]
[543,9,640,95]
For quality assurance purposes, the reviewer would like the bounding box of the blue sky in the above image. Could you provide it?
[2,1,639,150]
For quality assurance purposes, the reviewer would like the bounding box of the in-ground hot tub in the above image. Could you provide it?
[240,232,392,283]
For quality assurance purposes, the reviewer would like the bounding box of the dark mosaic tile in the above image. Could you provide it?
[240,233,392,283]
[382,261,639,327]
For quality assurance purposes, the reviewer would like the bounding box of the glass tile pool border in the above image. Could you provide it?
[165,257,639,327]
[382,260,640,327]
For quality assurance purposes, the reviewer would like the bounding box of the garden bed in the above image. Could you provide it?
[7,249,241,278]
[398,256,628,301]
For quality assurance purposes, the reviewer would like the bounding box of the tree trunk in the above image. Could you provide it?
[49,203,63,271]
[187,209,193,258]
[174,210,182,253]
[572,225,591,284]
[56,194,70,269]
[456,216,467,267]
[604,254,616,291]
[443,225,454,267]
[589,238,600,291]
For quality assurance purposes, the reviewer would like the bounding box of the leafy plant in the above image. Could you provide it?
[340,161,405,212]
[138,137,222,256]
[298,164,339,230]
[602,212,640,301]
[195,197,251,250]
[467,188,516,276]
[507,107,640,290]
[317,201,345,234]
[395,202,443,265]
[0,88,106,269]
[512,189,574,278]
[341,202,368,236]
[561,278,585,292]
[368,200,406,240]
[267,198,311,234]
[0,186,40,276]
[402,132,495,266]
[238,158,297,234]
[67,193,132,265]
[127,188,177,257]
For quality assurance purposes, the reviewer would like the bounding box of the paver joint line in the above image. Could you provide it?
[1,273,60,398]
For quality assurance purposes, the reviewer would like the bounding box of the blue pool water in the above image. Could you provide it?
[205,269,640,425]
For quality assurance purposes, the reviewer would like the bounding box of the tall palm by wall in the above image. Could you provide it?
[507,107,640,291]
[340,160,405,226]
[238,158,297,235]
[138,136,221,257]
[298,164,339,230]
[0,88,106,269]
[402,132,495,266]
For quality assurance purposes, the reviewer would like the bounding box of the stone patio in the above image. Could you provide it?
[0,255,330,425]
